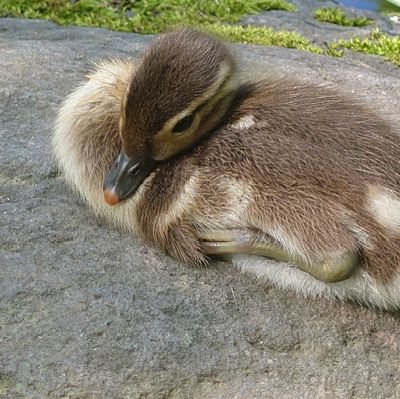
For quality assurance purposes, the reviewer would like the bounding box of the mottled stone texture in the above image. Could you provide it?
[1,17,400,399]
[242,0,400,44]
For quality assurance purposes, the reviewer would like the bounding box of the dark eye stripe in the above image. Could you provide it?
[170,71,234,135]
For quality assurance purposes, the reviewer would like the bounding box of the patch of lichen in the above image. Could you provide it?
[0,374,13,396]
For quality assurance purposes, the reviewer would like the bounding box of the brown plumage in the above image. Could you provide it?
[53,28,400,309]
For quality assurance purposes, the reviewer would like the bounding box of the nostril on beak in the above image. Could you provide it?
[127,162,141,176]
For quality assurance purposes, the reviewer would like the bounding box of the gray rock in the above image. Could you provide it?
[242,0,400,44]
[1,17,400,399]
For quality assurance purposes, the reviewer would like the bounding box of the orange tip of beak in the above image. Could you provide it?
[104,189,120,206]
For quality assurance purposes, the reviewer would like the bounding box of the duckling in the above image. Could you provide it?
[53,28,400,309]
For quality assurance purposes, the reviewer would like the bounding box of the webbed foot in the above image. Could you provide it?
[198,229,359,283]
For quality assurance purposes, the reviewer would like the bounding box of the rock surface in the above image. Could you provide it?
[1,16,400,399]
[242,0,400,43]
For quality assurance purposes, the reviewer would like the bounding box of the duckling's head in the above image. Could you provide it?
[104,28,239,205]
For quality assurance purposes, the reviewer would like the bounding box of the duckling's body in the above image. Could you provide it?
[53,29,400,309]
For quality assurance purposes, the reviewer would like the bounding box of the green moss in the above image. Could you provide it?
[0,0,325,55]
[0,0,124,30]
[0,0,295,33]
[314,7,373,27]
[206,24,323,54]
[328,29,400,66]
[0,0,398,67]
[130,0,295,33]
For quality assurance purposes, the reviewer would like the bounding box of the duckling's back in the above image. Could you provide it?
[183,78,400,306]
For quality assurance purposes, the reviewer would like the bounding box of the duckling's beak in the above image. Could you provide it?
[103,152,157,206]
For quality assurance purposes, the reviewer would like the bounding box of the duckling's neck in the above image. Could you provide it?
[163,83,256,164]
[223,82,257,120]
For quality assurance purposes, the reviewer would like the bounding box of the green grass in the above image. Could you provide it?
[0,0,295,33]
[0,0,398,67]
[328,29,400,66]
[314,7,373,27]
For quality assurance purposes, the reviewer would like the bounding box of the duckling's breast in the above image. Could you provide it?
[53,59,145,233]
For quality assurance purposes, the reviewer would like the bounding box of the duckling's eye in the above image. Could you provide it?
[172,114,195,135]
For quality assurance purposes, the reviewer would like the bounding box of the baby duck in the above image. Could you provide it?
[53,28,400,309]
